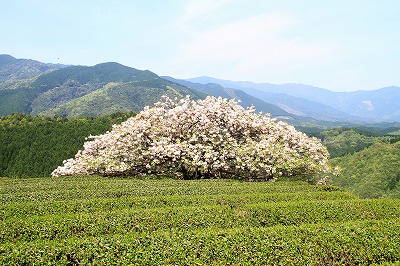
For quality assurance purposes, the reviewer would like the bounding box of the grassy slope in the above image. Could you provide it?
[1,176,399,265]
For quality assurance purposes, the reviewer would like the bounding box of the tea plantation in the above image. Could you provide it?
[1,176,399,265]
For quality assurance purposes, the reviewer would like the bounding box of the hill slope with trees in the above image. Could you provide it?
[0,54,64,82]
[0,59,205,117]
[331,141,400,198]
[0,113,133,177]
[0,55,291,119]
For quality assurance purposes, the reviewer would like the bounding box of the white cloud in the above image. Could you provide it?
[180,13,296,59]
[180,0,232,24]
[169,12,338,82]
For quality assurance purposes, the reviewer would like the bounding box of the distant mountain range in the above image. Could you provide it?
[187,77,400,123]
[0,54,289,118]
[1,54,399,123]
[162,76,291,118]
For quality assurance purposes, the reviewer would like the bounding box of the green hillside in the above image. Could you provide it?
[0,62,205,117]
[319,128,396,158]
[0,113,133,177]
[331,141,400,198]
[1,176,399,265]
[39,80,203,117]
[0,54,63,82]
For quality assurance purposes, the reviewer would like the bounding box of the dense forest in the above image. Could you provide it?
[1,112,400,198]
[331,141,400,198]
[317,127,399,158]
[313,128,400,198]
[0,113,133,177]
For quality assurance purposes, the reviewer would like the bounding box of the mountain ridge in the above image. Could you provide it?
[0,54,65,82]
[188,76,400,122]
[0,57,205,117]
[162,76,292,118]
[1,54,399,123]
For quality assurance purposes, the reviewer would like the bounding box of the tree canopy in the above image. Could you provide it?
[0,112,133,177]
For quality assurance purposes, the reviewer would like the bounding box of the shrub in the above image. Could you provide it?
[52,96,331,180]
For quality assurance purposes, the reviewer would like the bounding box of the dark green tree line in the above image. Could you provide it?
[0,113,133,177]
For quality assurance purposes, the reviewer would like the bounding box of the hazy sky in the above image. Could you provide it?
[1,0,399,91]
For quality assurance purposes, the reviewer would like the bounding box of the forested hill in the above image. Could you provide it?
[2,54,400,124]
[0,60,205,117]
[0,113,133,177]
[331,141,400,198]
[0,54,64,82]
[0,54,291,119]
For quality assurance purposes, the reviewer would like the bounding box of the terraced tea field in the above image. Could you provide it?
[1,176,399,265]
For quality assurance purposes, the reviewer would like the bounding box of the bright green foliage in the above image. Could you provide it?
[0,113,133,177]
[331,141,400,198]
[320,128,394,158]
[39,81,198,117]
[1,176,399,265]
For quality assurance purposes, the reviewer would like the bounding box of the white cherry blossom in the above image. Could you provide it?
[52,96,332,180]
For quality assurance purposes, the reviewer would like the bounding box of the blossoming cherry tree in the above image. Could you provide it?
[52,96,331,180]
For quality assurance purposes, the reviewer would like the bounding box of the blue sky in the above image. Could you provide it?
[1,0,399,91]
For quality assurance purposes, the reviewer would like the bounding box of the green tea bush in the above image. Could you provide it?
[1,176,399,265]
